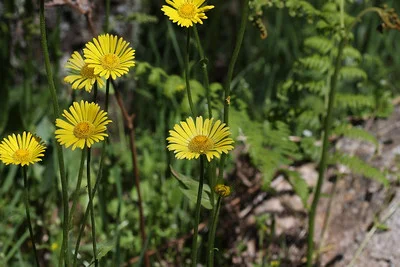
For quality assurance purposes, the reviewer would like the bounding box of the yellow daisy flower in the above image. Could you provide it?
[83,34,135,80]
[167,116,234,161]
[0,132,46,166]
[64,51,105,92]
[161,0,215,28]
[55,100,112,150]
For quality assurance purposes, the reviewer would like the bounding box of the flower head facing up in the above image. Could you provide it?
[0,132,46,166]
[167,116,234,161]
[55,100,112,150]
[64,51,105,92]
[83,34,135,80]
[162,0,215,28]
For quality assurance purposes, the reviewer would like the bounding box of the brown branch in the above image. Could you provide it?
[114,85,150,267]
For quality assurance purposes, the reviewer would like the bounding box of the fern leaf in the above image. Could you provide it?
[298,55,331,72]
[335,93,374,110]
[331,152,388,186]
[339,66,367,81]
[304,36,334,55]
[343,46,362,62]
[332,124,379,148]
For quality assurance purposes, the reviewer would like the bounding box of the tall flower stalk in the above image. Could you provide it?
[38,1,69,264]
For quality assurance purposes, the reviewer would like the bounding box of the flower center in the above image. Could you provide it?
[188,135,214,153]
[80,64,96,79]
[178,3,196,19]
[73,122,95,139]
[13,149,30,162]
[101,54,120,70]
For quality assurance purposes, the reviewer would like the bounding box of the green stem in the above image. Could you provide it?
[73,142,107,267]
[104,0,110,33]
[184,28,196,117]
[193,25,212,119]
[93,82,98,103]
[22,167,40,267]
[306,38,346,267]
[218,0,249,181]
[68,149,86,228]
[39,1,68,265]
[223,0,249,125]
[190,156,205,267]
[87,148,98,267]
[207,196,222,267]
[105,78,111,112]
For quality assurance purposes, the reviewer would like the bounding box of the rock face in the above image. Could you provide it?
[353,194,400,267]
[317,106,400,267]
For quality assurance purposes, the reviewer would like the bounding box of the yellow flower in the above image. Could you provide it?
[55,100,112,150]
[0,132,46,166]
[83,34,135,80]
[162,0,214,28]
[64,51,105,92]
[214,184,231,197]
[167,116,234,161]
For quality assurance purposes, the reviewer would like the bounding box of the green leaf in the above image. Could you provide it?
[333,124,378,149]
[95,239,116,261]
[282,169,309,209]
[170,166,212,209]
[330,152,389,186]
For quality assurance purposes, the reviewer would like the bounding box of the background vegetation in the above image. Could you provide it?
[0,0,399,266]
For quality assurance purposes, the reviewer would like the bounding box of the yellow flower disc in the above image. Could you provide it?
[167,116,234,162]
[0,132,46,166]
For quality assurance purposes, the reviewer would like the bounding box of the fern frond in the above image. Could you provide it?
[343,46,362,62]
[298,55,331,72]
[304,36,334,55]
[331,152,388,186]
[332,124,379,148]
[230,109,300,187]
[339,66,367,81]
[335,93,374,110]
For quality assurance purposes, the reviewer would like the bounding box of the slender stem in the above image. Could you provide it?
[193,25,212,119]
[104,0,110,33]
[306,38,346,267]
[207,197,222,267]
[348,202,400,267]
[39,1,68,265]
[93,82,98,103]
[22,167,40,267]
[191,156,205,267]
[113,83,150,267]
[223,0,249,125]
[218,0,249,181]
[316,175,339,264]
[69,149,86,227]
[105,78,111,112]
[73,142,107,267]
[184,28,196,117]
[87,148,98,267]
[347,7,383,32]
